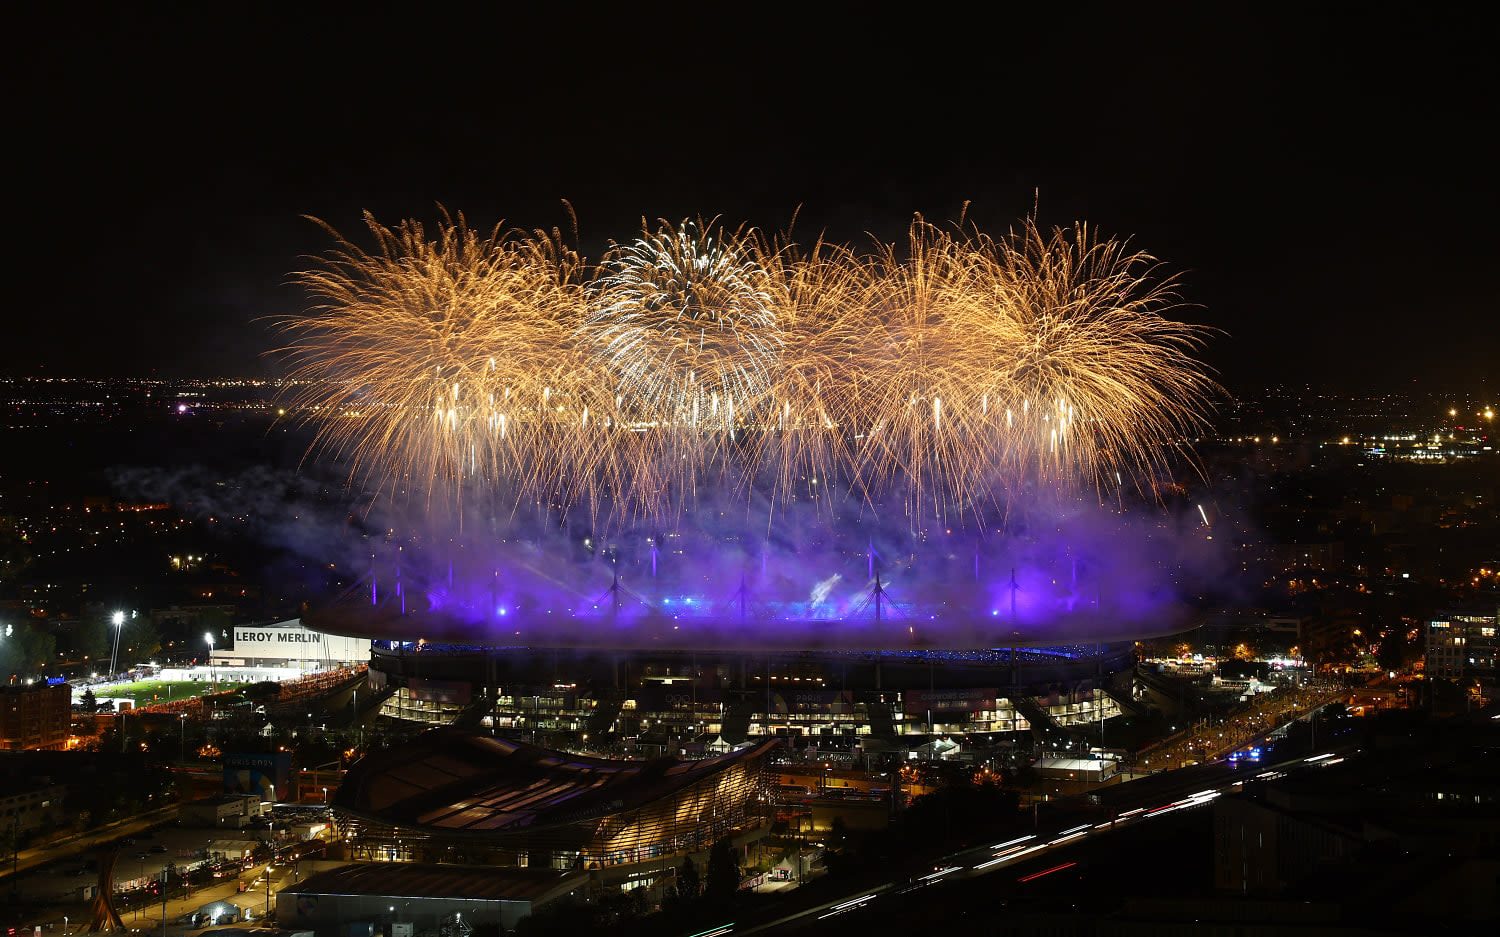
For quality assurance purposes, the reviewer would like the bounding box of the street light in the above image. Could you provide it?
[205,632,216,692]
[161,862,173,937]
[109,611,125,676]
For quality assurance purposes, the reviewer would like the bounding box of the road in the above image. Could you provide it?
[712,738,1359,935]
[19,856,317,936]
[1,806,180,884]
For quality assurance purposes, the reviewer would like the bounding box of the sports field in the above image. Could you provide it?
[93,678,248,706]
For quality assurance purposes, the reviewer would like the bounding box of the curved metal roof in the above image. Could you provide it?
[334,728,778,837]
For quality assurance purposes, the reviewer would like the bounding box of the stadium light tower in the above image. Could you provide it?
[205,632,217,692]
[108,610,125,676]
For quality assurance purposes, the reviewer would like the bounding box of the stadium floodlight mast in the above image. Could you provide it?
[205,632,217,692]
[108,610,125,676]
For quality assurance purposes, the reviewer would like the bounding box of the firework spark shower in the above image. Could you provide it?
[276,210,1219,529]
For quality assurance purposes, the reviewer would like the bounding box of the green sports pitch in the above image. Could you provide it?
[97,679,249,706]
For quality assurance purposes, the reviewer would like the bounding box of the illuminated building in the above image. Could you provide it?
[0,682,72,750]
[348,640,1130,749]
[1425,607,1499,682]
[333,728,778,876]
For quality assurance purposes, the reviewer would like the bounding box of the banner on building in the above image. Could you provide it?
[903,687,996,714]
[631,686,723,712]
[224,752,292,801]
[769,689,855,715]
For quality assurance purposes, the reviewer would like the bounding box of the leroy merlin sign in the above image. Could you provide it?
[228,619,368,662]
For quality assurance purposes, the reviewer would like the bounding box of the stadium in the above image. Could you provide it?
[284,209,1215,754]
[305,552,1148,750]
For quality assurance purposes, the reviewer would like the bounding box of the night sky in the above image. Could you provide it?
[8,5,1494,394]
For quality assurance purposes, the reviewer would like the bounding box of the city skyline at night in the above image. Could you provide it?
[2,8,1497,935]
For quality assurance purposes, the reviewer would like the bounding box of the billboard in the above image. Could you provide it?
[632,686,723,713]
[229,619,368,663]
[769,690,855,716]
[224,752,292,801]
[902,687,996,714]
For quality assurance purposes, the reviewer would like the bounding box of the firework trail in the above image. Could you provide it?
[275,209,1218,529]
[941,217,1217,499]
[745,231,867,514]
[580,219,779,513]
[277,210,604,513]
[852,216,990,522]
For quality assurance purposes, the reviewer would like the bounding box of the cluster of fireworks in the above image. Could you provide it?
[277,210,1218,526]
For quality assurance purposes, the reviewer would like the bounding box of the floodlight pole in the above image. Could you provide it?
[728,574,750,625]
[109,611,125,677]
[1009,569,1020,685]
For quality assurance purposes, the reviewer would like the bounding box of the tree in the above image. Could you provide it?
[1376,627,1411,672]
[704,836,740,901]
[0,526,35,599]
[0,623,56,673]
[828,815,848,847]
[80,688,98,713]
[122,618,161,662]
[73,618,112,663]
[675,855,700,902]
[18,626,56,670]
[243,681,282,701]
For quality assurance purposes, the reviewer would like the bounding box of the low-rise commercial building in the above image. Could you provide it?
[277,862,585,935]
[180,794,267,828]
[212,619,369,670]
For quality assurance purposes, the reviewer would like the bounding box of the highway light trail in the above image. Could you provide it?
[817,894,878,920]
[1018,861,1077,883]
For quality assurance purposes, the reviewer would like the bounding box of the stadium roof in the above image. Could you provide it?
[335,728,778,836]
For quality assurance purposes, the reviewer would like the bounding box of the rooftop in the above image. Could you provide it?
[283,861,578,903]
[336,728,778,836]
